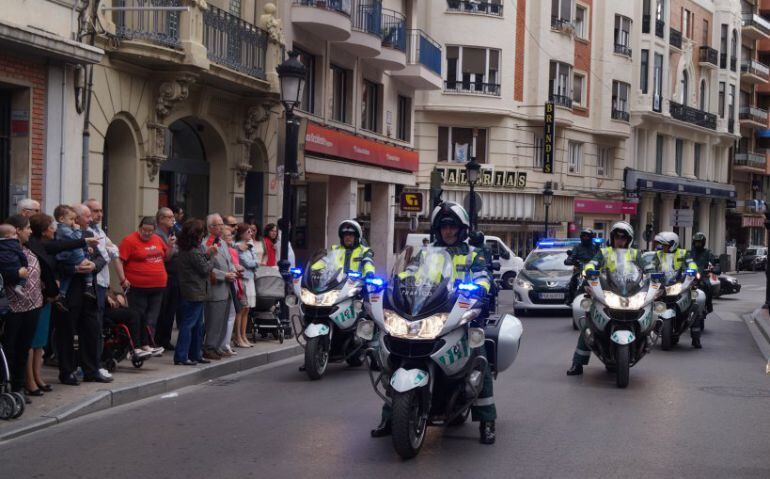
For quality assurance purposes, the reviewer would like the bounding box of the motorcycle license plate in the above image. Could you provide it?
[539,292,564,299]
[333,304,355,324]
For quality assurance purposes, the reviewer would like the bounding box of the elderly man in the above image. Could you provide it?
[54,204,112,384]
[17,198,41,218]
[155,207,179,350]
[203,214,237,360]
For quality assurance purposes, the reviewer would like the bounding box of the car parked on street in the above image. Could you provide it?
[737,246,767,271]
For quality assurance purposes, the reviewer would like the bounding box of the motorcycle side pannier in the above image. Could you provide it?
[484,314,523,374]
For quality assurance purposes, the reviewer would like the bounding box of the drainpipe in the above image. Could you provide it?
[80,0,96,201]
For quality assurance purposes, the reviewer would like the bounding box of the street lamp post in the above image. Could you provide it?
[543,182,554,238]
[465,157,481,230]
[276,51,307,325]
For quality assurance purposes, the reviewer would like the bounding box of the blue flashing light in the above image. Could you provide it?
[290,267,303,278]
[651,272,665,282]
[457,282,481,292]
[365,277,385,287]
[537,238,581,249]
[348,271,362,279]
[592,237,604,245]
[685,268,697,277]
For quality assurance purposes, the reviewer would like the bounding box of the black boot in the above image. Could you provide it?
[692,335,702,349]
[566,363,583,376]
[479,421,496,444]
[371,418,391,438]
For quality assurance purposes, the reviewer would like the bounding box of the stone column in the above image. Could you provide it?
[663,135,677,176]
[712,201,727,255]
[697,197,711,237]
[180,0,210,69]
[326,177,358,248]
[658,194,676,233]
[683,140,696,179]
[369,183,396,275]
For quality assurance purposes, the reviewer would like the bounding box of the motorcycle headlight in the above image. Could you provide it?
[300,288,341,306]
[653,301,666,314]
[516,278,533,290]
[665,283,684,297]
[603,291,648,310]
[383,310,449,340]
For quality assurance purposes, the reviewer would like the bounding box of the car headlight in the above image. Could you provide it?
[603,291,648,310]
[300,288,341,306]
[665,283,683,297]
[383,310,449,340]
[516,278,533,290]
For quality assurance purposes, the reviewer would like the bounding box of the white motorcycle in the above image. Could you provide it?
[357,246,523,459]
[290,249,369,380]
[572,251,663,388]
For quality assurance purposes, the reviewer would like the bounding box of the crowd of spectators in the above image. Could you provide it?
[0,198,283,404]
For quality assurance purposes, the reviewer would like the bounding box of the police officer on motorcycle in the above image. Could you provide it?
[690,231,719,315]
[567,221,640,376]
[313,219,375,277]
[370,202,497,444]
[654,231,702,348]
[564,228,600,305]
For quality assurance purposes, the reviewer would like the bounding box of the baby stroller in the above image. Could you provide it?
[0,277,25,420]
[248,268,292,343]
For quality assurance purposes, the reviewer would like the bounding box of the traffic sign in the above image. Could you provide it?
[463,192,483,214]
[670,209,694,227]
[399,191,423,213]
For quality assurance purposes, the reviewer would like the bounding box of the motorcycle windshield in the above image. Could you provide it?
[601,249,644,296]
[388,246,455,318]
[303,249,348,294]
[658,252,679,286]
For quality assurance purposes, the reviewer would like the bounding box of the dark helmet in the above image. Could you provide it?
[430,202,471,243]
[692,232,707,248]
[338,219,363,247]
[580,228,595,237]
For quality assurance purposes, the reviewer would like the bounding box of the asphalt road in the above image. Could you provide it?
[2,274,769,478]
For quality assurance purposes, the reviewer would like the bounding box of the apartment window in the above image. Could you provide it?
[552,0,572,23]
[396,95,411,142]
[653,53,663,112]
[361,80,380,132]
[656,0,664,22]
[643,0,651,33]
[731,29,738,70]
[597,147,612,178]
[702,19,709,45]
[718,81,725,117]
[694,143,702,178]
[729,84,736,120]
[575,5,587,39]
[640,50,649,94]
[655,134,664,174]
[549,61,573,107]
[330,64,349,124]
[681,8,693,39]
[445,46,501,95]
[568,141,582,173]
[614,15,632,56]
[675,139,683,176]
[720,24,728,67]
[438,127,488,163]
[699,79,707,111]
[295,48,316,114]
[533,135,545,168]
[680,70,689,106]
[573,73,585,106]
[610,82,629,123]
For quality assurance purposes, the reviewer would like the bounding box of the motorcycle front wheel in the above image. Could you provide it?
[392,389,428,460]
[616,344,630,389]
[304,336,329,380]
[661,320,673,351]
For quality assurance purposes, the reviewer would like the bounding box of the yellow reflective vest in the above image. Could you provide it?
[583,247,641,274]
[399,243,491,292]
[311,244,375,276]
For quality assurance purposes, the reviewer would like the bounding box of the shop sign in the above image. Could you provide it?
[304,123,418,172]
[399,191,423,213]
[742,216,765,228]
[436,165,527,189]
[573,199,638,215]
[543,102,554,173]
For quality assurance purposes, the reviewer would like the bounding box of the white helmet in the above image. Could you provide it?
[654,231,679,251]
[430,202,471,242]
[609,221,634,247]
[338,219,363,247]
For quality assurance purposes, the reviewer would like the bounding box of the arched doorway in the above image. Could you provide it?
[103,118,139,240]
[159,119,210,220]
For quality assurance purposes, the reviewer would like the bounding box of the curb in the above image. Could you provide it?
[0,344,302,442]
[744,309,770,363]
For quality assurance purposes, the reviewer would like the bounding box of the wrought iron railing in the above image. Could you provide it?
[739,106,769,124]
[655,19,665,38]
[614,43,631,57]
[381,8,406,52]
[642,14,650,34]
[293,0,351,16]
[549,93,572,108]
[405,29,441,75]
[203,6,267,79]
[611,109,630,122]
[742,12,770,36]
[444,80,500,96]
[741,59,770,81]
[113,0,182,49]
[735,151,767,169]
[446,0,503,16]
[669,101,717,130]
[699,46,718,66]
[669,28,682,49]
[352,0,381,36]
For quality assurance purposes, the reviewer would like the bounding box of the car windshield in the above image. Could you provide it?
[388,246,455,318]
[746,249,758,256]
[525,251,572,272]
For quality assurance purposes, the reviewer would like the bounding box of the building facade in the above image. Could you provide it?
[2,0,102,217]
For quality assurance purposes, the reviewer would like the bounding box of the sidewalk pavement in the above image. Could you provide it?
[0,339,302,442]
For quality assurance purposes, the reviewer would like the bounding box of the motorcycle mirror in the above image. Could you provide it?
[650,272,664,282]
[685,268,697,277]
[586,269,600,280]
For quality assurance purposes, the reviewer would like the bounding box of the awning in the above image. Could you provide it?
[0,20,103,64]
[623,168,735,199]
[756,128,770,139]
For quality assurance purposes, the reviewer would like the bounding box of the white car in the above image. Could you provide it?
[513,242,577,315]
